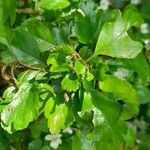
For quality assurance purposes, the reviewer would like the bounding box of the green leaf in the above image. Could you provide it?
[44,98,71,134]
[92,114,127,150]
[22,18,54,52]
[79,46,93,60]
[48,53,69,73]
[81,92,94,113]
[123,128,136,149]
[136,83,150,104]
[40,0,70,10]
[99,76,139,119]
[94,121,126,150]
[0,0,16,54]
[0,50,15,64]
[93,63,109,81]
[29,119,48,139]
[47,45,74,73]
[74,15,93,44]
[1,71,42,132]
[72,131,96,150]
[90,90,122,125]
[94,9,143,58]
[120,53,150,83]
[74,60,86,75]
[28,139,43,150]
[0,128,9,150]
[17,70,46,83]
[1,82,40,132]
[61,74,80,92]
[0,0,16,38]
[11,29,45,66]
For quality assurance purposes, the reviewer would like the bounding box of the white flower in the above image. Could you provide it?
[114,68,133,80]
[141,23,149,34]
[63,127,73,134]
[100,0,110,10]
[131,0,141,5]
[144,39,150,51]
[45,134,62,149]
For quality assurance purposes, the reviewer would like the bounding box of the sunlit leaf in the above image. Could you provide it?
[40,0,70,10]
[61,74,80,92]
[95,9,143,58]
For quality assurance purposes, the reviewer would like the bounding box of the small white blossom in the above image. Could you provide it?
[100,0,110,10]
[144,39,150,51]
[141,23,149,34]
[131,0,141,5]
[63,127,73,134]
[45,134,62,149]
[114,68,133,80]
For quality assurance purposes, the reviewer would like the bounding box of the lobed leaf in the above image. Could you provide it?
[61,74,80,92]
[95,8,143,58]
[99,76,139,119]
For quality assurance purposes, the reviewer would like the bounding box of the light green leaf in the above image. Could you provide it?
[123,128,136,149]
[123,5,143,29]
[61,74,80,92]
[74,60,86,75]
[47,45,74,73]
[40,0,70,10]
[86,71,94,81]
[44,98,70,134]
[44,98,55,118]
[1,82,40,132]
[0,71,43,132]
[17,70,45,84]
[81,92,94,113]
[99,76,139,119]
[95,9,143,58]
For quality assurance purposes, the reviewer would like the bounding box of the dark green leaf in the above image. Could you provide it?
[22,18,54,52]
[90,90,122,125]
[74,15,93,44]
[99,76,139,119]
[11,29,45,66]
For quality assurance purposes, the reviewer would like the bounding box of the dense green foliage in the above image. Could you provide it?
[0,0,150,149]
